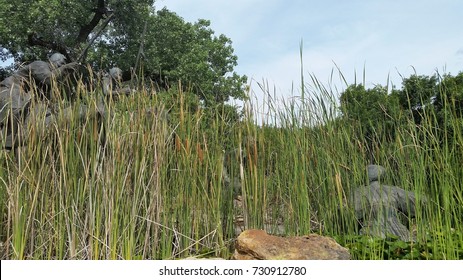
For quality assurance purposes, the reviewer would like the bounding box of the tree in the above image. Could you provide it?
[340,84,402,143]
[143,8,247,105]
[436,72,463,119]
[393,74,439,125]
[0,0,152,63]
[340,72,463,154]
[0,1,247,105]
[432,72,463,143]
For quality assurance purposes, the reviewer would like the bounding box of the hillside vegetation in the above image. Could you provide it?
[1,70,462,260]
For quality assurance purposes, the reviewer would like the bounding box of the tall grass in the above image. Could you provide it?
[0,70,462,259]
[247,73,462,259]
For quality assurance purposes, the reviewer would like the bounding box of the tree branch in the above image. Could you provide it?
[76,0,111,44]
[76,13,115,62]
[26,0,111,61]
[27,33,70,59]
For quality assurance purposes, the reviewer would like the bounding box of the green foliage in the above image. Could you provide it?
[85,1,154,68]
[434,73,463,137]
[144,9,247,105]
[339,72,463,153]
[337,230,463,260]
[437,72,463,114]
[339,84,402,146]
[393,72,463,149]
[398,74,438,110]
[392,74,439,126]
[0,0,153,61]
[0,1,247,106]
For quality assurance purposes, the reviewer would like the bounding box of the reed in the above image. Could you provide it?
[0,69,461,260]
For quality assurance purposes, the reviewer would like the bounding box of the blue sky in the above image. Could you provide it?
[161,0,463,102]
[2,1,462,113]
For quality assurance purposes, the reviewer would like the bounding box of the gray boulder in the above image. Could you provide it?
[0,80,32,149]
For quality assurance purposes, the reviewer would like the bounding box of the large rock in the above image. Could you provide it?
[233,229,350,260]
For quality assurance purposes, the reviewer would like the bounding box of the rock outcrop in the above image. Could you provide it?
[233,229,350,260]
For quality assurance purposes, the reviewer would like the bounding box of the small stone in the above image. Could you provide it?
[233,229,350,260]
[367,164,386,182]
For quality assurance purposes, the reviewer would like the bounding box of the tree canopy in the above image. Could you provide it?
[339,84,402,145]
[339,72,463,151]
[0,0,247,104]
